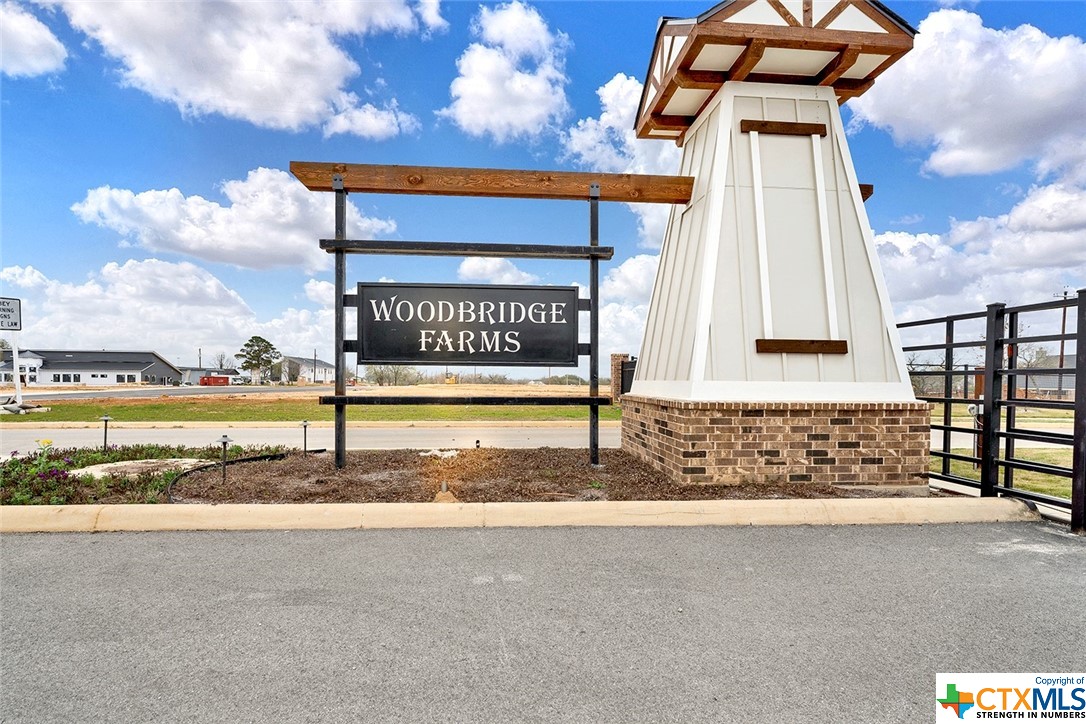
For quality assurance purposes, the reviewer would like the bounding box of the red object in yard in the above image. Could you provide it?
[199,376,229,386]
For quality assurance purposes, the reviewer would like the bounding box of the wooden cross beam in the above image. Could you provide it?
[290,161,694,205]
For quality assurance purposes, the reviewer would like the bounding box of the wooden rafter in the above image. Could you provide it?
[816,46,861,86]
[730,39,766,82]
[635,2,915,140]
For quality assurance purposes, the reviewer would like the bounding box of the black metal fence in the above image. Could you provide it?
[897,291,1085,533]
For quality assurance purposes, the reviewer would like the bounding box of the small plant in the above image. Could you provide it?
[1,443,287,506]
[588,480,605,490]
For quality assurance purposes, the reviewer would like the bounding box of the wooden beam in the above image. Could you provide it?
[290,162,694,205]
[740,120,828,137]
[859,184,874,201]
[767,0,801,27]
[675,68,727,90]
[817,46,860,86]
[756,339,849,355]
[649,114,692,132]
[730,39,766,82]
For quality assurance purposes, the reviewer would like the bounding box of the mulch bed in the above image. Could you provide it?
[172,448,924,505]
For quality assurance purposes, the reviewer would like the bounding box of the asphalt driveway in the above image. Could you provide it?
[2,522,1083,723]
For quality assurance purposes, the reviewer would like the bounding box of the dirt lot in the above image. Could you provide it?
[171,448,925,505]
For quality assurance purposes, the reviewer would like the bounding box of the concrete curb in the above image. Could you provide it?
[0,498,1037,534]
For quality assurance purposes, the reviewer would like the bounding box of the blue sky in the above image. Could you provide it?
[2,0,1084,374]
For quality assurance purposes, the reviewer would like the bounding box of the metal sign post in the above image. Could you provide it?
[589,183,601,466]
[333,176,347,469]
[1,298,23,406]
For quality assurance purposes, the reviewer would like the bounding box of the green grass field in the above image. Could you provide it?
[1,396,623,423]
[931,447,1074,500]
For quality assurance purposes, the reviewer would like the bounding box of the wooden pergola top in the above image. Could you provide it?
[290,161,693,205]
[636,0,915,142]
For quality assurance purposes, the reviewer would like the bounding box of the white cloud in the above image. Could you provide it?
[457,257,539,285]
[0,260,346,363]
[877,183,1086,321]
[322,95,420,140]
[849,10,1086,181]
[437,1,569,143]
[70,167,396,274]
[39,0,437,137]
[600,254,658,306]
[415,0,448,33]
[1,1,67,77]
[304,279,335,307]
[563,73,682,248]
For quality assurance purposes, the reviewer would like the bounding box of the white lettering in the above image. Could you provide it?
[416,301,435,323]
[435,330,454,352]
[508,302,525,324]
[459,330,476,354]
[528,302,546,324]
[438,300,454,322]
[369,295,397,322]
[479,301,496,325]
[458,301,477,323]
[550,302,566,324]
[504,331,521,353]
[479,331,500,352]
[418,330,435,351]
[395,299,414,322]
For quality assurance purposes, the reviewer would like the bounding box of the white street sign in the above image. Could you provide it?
[0,297,21,331]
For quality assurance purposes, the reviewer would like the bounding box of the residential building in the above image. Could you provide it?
[0,349,182,386]
[280,355,334,384]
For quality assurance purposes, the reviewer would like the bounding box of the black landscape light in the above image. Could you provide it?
[301,420,309,456]
[216,434,233,486]
[99,414,112,451]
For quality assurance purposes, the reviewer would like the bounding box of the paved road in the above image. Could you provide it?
[2,522,1083,723]
[0,424,621,455]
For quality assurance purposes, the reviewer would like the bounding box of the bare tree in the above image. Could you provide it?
[212,351,234,370]
[364,365,422,386]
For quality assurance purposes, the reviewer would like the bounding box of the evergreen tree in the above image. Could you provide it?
[236,336,279,384]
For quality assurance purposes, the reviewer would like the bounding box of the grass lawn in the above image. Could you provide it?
[927,402,1074,425]
[1,395,623,423]
[932,447,1074,500]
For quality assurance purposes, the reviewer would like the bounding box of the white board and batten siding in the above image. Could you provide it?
[634,82,914,402]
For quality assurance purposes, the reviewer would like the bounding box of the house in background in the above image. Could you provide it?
[0,349,181,386]
[280,355,335,384]
[0,350,43,385]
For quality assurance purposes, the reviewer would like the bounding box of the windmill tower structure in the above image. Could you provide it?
[622,0,931,486]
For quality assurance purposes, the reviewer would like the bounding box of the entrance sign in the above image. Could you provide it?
[359,283,578,366]
[0,297,21,331]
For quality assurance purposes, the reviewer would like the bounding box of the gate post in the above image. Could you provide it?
[980,302,1006,497]
[1071,289,1085,533]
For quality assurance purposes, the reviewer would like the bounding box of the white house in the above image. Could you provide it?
[0,349,181,386]
[280,355,335,384]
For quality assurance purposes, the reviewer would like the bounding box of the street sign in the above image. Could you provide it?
[0,297,21,331]
[358,283,579,366]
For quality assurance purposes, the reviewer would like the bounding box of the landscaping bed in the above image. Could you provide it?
[2,444,931,506]
[170,448,924,505]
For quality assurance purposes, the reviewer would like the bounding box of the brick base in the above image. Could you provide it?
[620,395,931,486]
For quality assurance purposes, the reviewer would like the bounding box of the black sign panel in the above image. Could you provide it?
[358,283,579,366]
